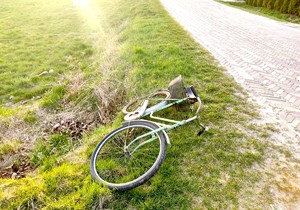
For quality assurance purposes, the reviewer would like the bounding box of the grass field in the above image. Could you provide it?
[0,0,99,104]
[0,0,298,209]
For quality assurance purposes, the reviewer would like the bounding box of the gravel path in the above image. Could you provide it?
[160,0,300,135]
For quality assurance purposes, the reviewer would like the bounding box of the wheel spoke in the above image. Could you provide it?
[90,122,166,190]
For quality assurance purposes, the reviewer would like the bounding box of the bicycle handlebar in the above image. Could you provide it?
[186,86,202,117]
[196,96,202,118]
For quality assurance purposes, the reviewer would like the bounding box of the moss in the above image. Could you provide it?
[0,177,46,209]
[43,164,83,197]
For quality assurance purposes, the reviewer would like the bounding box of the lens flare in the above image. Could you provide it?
[72,0,103,34]
[72,0,88,6]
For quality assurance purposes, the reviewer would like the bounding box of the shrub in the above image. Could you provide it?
[274,0,284,10]
[280,0,290,13]
[263,0,270,7]
[246,0,253,5]
[247,0,300,16]
[257,0,262,6]
[288,0,300,14]
[267,0,277,9]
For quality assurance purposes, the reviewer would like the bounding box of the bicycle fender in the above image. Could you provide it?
[162,129,171,145]
[124,100,149,121]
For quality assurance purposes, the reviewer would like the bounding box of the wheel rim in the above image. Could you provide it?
[92,124,163,187]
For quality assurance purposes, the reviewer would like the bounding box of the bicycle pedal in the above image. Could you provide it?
[197,129,204,136]
[197,126,209,136]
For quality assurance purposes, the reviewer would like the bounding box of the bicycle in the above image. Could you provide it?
[90,84,208,191]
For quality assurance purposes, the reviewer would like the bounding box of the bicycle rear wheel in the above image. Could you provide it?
[122,90,170,115]
[90,120,167,191]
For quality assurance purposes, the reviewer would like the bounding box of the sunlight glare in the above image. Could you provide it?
[72,0,89,6]
[72,0,104,34]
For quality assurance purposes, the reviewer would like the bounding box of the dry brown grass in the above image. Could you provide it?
[93,79,125,124]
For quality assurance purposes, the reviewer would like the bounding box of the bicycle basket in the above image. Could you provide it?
[168,75,186,99]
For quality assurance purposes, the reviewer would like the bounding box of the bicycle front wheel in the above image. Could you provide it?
[90,120,167,191]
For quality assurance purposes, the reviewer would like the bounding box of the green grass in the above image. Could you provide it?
[30,134,81,171]
[0,164,111,209]
[220,1,300,24]
[0,0,289,209]
[0,0,96,104]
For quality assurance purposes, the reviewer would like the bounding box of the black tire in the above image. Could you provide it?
[122,90,170,115]
[90,120,167,191]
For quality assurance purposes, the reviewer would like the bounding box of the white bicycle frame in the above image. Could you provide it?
[124,93,208,155]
